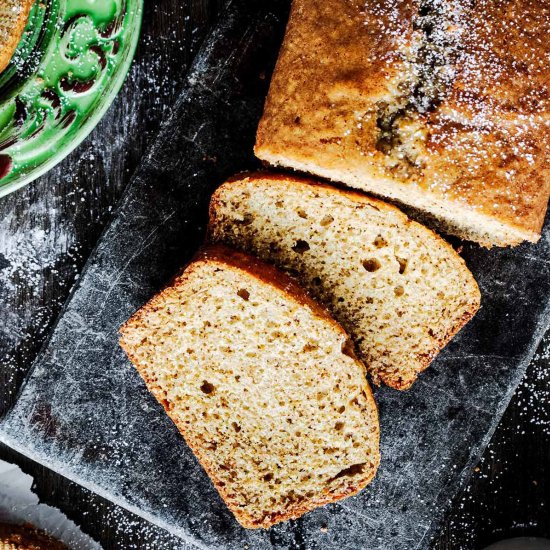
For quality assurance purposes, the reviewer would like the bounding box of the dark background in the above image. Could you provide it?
[0,1,548,548]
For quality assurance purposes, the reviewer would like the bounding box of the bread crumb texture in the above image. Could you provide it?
[120,246,380,529]
[210,175,480,389]
[256,0,550,247]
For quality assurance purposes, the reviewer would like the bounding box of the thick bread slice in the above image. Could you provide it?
[120,245,380,529]
[255,0,550,247]
[209,174,481,390]
[0,0,33,74]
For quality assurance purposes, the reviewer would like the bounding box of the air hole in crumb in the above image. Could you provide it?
[312,276,322,286]
[338,405,346,413]
[232,422,241,433]
[237,288,250,301]
[330,463,366,481]
[373,235,387,248]
[335,421,344,431]
[303,342,319,352]
[236,214,254,226]
[341,339,356,359]
[397,258,408,274]
[292,240,310,254]
[320,215,334,226]
[395,285,404,297]
[275,200,284,208]
[263,473,274,482]
[296,208,308,219]
[362,258,381,272]
[200,381,215,395]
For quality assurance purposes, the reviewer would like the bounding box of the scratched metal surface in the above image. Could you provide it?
[1,1,550,549]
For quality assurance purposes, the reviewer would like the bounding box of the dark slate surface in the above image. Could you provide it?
[0,0,218,419]
[1,1,550,548]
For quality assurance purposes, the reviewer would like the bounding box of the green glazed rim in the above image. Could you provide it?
[0,0,143,197]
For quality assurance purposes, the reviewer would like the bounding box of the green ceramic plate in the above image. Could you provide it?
[0,0,143,196]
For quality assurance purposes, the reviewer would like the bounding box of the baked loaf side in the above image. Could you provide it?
[0,0,34,74]
[209,174,480,390]
[120,245,380,529]
[256,0,550,247]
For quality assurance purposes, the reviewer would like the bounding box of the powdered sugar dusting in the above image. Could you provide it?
[354,0,550,231]
[0,205,72,294]
[434,334,550,547]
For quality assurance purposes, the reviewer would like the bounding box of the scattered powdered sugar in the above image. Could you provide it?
[357,0,550,224]
[515,339,550,436]
[2,2,549,548]
[0,205,72,294]
[432,334,550,547]
[0,0,193,408]
[0,193,82,405]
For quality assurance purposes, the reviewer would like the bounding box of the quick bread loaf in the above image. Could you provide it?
[120,245,380,528]
[209,173,480,390]
[255,0,550,247]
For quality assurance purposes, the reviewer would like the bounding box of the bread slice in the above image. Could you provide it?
[0,0,33,74]
[255,0,550,247]
[120,245,380,529]
[209,173,481,390]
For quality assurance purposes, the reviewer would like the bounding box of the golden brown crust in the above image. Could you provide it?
[209,172,481,391]
[256,0,550,246]
[120,244,380,529]
[0,523,67,550]
[120,243,343,338]
[0,0,34,74]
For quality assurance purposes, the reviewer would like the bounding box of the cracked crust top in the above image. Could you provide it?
[256,0,550,246]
